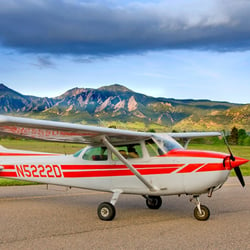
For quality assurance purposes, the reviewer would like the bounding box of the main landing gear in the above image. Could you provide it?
[143,195,162,209]
[191,195,210,221]
[97,202,116,221]
[97,190,121,221]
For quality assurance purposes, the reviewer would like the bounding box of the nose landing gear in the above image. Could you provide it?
[191,195,210,221]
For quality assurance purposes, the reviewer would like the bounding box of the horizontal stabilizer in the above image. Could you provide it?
[166,132,222,139]
[162,132,222,149]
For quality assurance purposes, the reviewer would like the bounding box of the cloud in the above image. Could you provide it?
[32,56,55,69]
[1,0,250,56]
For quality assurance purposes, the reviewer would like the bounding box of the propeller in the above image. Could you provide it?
[222,132,245,187]
[234,166,245,187]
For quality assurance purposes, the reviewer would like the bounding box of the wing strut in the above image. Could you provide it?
[183,139,191,149]
[101,136,158,192]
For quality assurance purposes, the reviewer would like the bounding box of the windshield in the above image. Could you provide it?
[153,135,183,153]
[73,149,84,157]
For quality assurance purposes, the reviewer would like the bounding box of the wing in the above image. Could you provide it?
[0,115,150,144]
[0,115,221,146]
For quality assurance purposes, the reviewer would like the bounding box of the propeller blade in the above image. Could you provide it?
[222,132,235,161]
[222,131,247,187]
[234,166,245,187]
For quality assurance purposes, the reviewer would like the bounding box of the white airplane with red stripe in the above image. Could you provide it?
[0,115,248,221]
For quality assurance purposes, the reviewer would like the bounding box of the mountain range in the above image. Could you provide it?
[0,83,249,132]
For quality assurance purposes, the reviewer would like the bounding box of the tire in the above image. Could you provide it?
[97,202,116,221]
[194,205,210,221]
[146,196,162,209]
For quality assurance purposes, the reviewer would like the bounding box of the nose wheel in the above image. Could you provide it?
[191,195,210,221]
[194,205,210,221]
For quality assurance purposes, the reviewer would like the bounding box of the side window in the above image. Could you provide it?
[112,144,142,160]
[82,147,108,161]
[145,139,163,157]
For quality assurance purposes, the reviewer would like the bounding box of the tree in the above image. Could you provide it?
[238,129,247,145]
[243,136,250,146]
[228,127,238,145]
[147,128,156,133]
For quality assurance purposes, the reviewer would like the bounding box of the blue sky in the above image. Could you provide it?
[1,0,250,104]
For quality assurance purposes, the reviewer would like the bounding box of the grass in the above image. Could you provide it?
[0,179,38,186]
[0,138,249,186]
[0,138,83,154]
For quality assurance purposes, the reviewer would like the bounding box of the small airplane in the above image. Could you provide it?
[0,115,248,221]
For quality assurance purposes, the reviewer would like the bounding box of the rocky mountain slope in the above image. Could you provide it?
[0,83,249,131]
[0,84,54,113]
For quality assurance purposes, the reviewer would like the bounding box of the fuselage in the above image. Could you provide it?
[0,144,234,196]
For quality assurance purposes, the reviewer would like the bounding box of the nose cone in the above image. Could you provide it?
[230,157,249,169]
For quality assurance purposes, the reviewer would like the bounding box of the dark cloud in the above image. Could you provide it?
[32,56,55,69]
[1,0,250,56]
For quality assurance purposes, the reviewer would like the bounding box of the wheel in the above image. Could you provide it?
[194,205,210,221]
[97,202,116,221]
[146,196,162,209]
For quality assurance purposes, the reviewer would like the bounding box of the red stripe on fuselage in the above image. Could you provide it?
[62,166,180,178]
[60,161,226,178]
[61,164,125,170]
[0,171,17,177]
[61,164,184,178]
[0,165,15,170]
[61,164,184,171]
[0,152,59,156]
[63,169,133,178]
[139,167,180,175]
[177,163,204,173]
[197,163,224,172]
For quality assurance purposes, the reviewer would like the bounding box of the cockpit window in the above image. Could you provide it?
[82,147,108,161]
[112,143,142,160]
[145,139,164,157]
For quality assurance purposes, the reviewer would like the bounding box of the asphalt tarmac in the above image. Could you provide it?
[0,177,250,250]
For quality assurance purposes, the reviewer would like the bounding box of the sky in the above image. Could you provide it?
[0,0,250,104]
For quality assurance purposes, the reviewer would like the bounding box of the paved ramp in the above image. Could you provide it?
[0,177,249,249]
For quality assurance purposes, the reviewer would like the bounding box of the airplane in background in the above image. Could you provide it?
[0,115,248,221]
